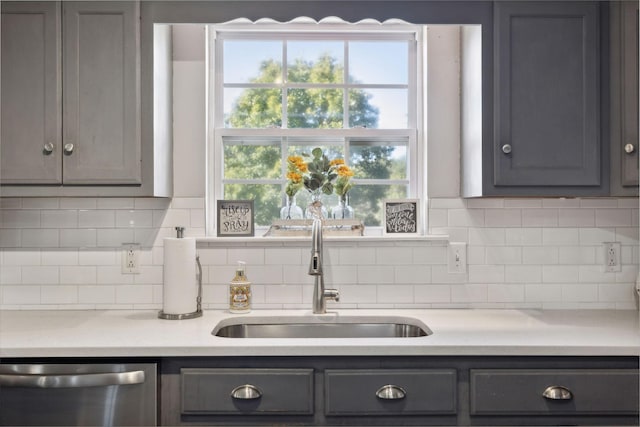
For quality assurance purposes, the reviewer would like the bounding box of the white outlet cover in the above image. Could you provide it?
[448,242,467,274]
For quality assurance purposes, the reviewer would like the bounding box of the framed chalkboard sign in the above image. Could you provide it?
[383,199,420,235]
[217,200,255,237]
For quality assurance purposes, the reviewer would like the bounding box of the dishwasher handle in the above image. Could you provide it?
[0,370,145,388]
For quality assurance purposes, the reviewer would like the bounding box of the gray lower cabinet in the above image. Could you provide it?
[160,356,639,426]
[491,1,603,196]
[470,369,639,415]
[610,1,639,196]
[324,369,457,416]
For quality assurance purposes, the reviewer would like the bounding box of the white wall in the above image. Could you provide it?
[0,25,637,310]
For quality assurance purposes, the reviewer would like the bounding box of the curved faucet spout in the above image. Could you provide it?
[309,219,339,313]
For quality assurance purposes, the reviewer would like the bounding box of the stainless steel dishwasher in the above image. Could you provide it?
[0,363,156,426]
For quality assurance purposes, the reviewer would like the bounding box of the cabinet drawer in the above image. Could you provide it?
[181,368,313,415]
[470,369,639,415]
[325,369,456,416]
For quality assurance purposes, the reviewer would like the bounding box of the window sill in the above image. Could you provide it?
[195,234,449,245]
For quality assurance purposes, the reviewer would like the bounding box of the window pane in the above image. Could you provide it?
[349,89,407,129]
[287,41,344,83]
[287,89,343,128]
[349,184,408,226]
[223,40,282,84]
[224,88,282,128]
[224,143,281,179]
[224,183,281,226]
[349,143,408,180]
[348,41,408,84]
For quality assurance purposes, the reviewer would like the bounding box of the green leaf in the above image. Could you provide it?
[312,147,323,158]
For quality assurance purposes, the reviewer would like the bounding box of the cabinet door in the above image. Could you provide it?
[494,2,601,189]
[611,1,639,195]
[1,2,61,184]
[62,1,140,184]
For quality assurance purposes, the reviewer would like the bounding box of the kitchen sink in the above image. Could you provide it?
[212,315,431,338]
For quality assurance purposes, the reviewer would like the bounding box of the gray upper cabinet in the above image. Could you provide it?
[492,1,604,196]
[62,2,140,185]
[1,1,171,197]
[610,1,639,196]
[1,2,61,184]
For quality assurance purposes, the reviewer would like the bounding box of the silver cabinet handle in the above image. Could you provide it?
[43,142,55,154]
[501,144,512,154]
[625,143,635,154]
[542,385,572,400]
[63,143,74,155]
[231,384,262,400]
[375,384,406,400]
[0,370,145,388]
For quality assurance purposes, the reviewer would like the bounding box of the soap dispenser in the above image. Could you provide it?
[229,261,251,313]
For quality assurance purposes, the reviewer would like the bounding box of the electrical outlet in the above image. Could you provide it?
[448,242,467,274]
[122,243,140,274]
[603,242,621,273]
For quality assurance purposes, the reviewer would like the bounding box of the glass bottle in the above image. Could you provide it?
[331,194,354,219]
[280,194,303,220]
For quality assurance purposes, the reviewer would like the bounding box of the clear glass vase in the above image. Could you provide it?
[280,195,303,220]
[331,195,354,219]
[305,190,327,220]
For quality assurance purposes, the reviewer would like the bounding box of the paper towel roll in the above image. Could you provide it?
[163,237,197,315]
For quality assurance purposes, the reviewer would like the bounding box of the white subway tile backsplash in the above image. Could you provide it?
[484,209,522,228]
[561,284,598,302]
[522,209,558,227]
[488,284,525,302]
[542,228,580,246]
[394,265,431,284]
[357,265,395,284]
[22,266,59,285]
[21,229,59,248]
[21,198,59,209]
[42,250,78,266]
[59,229,96,248]
[543,266,579,283]
[79,210,115,228]
[468,265,505,283]
[0,196,637,310]
[505,265,542,283]
[558,209,595,227]
[522,246,558,265]
[1,210,40,228]
[41,285,78,304]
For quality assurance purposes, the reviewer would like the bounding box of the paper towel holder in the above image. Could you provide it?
[158,227,203,320]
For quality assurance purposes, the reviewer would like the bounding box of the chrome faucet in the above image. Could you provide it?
[309,218,339,314]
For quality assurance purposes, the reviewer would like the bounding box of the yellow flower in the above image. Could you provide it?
[330,158,345,166]
[336,164,354,177]
[286,171,303,183]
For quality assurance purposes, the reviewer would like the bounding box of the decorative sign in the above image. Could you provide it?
[217,200,254,237]
[383,199,420,235]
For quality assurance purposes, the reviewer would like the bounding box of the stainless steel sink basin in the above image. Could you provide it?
[212,315,431,338]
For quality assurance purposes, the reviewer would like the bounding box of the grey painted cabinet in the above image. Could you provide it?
[0,1,171,196]
[160,356,639,426]
[610,1,639,196]
[1,2,61,184]
[492,1,604,196]
[62,2,140,185]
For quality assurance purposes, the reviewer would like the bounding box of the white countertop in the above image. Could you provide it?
[1,309,638,358]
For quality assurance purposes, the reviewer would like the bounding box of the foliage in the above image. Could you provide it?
[225,51,401,226]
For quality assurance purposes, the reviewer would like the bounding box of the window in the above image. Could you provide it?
[208,18,423,234]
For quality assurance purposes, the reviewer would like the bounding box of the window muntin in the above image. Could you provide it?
[211,22,421,233]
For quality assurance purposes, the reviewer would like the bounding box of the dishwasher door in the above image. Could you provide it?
[0,363,156,426]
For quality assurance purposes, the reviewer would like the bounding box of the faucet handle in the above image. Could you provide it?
[325,289,339,302]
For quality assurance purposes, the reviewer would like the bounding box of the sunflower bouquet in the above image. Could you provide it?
[286,147,354,198]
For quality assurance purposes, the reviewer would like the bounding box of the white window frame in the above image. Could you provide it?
[206,18,425,236]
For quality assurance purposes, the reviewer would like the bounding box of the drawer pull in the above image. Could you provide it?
[231,384,262,400]
[375,384,406,400]
[542,385,572,401]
